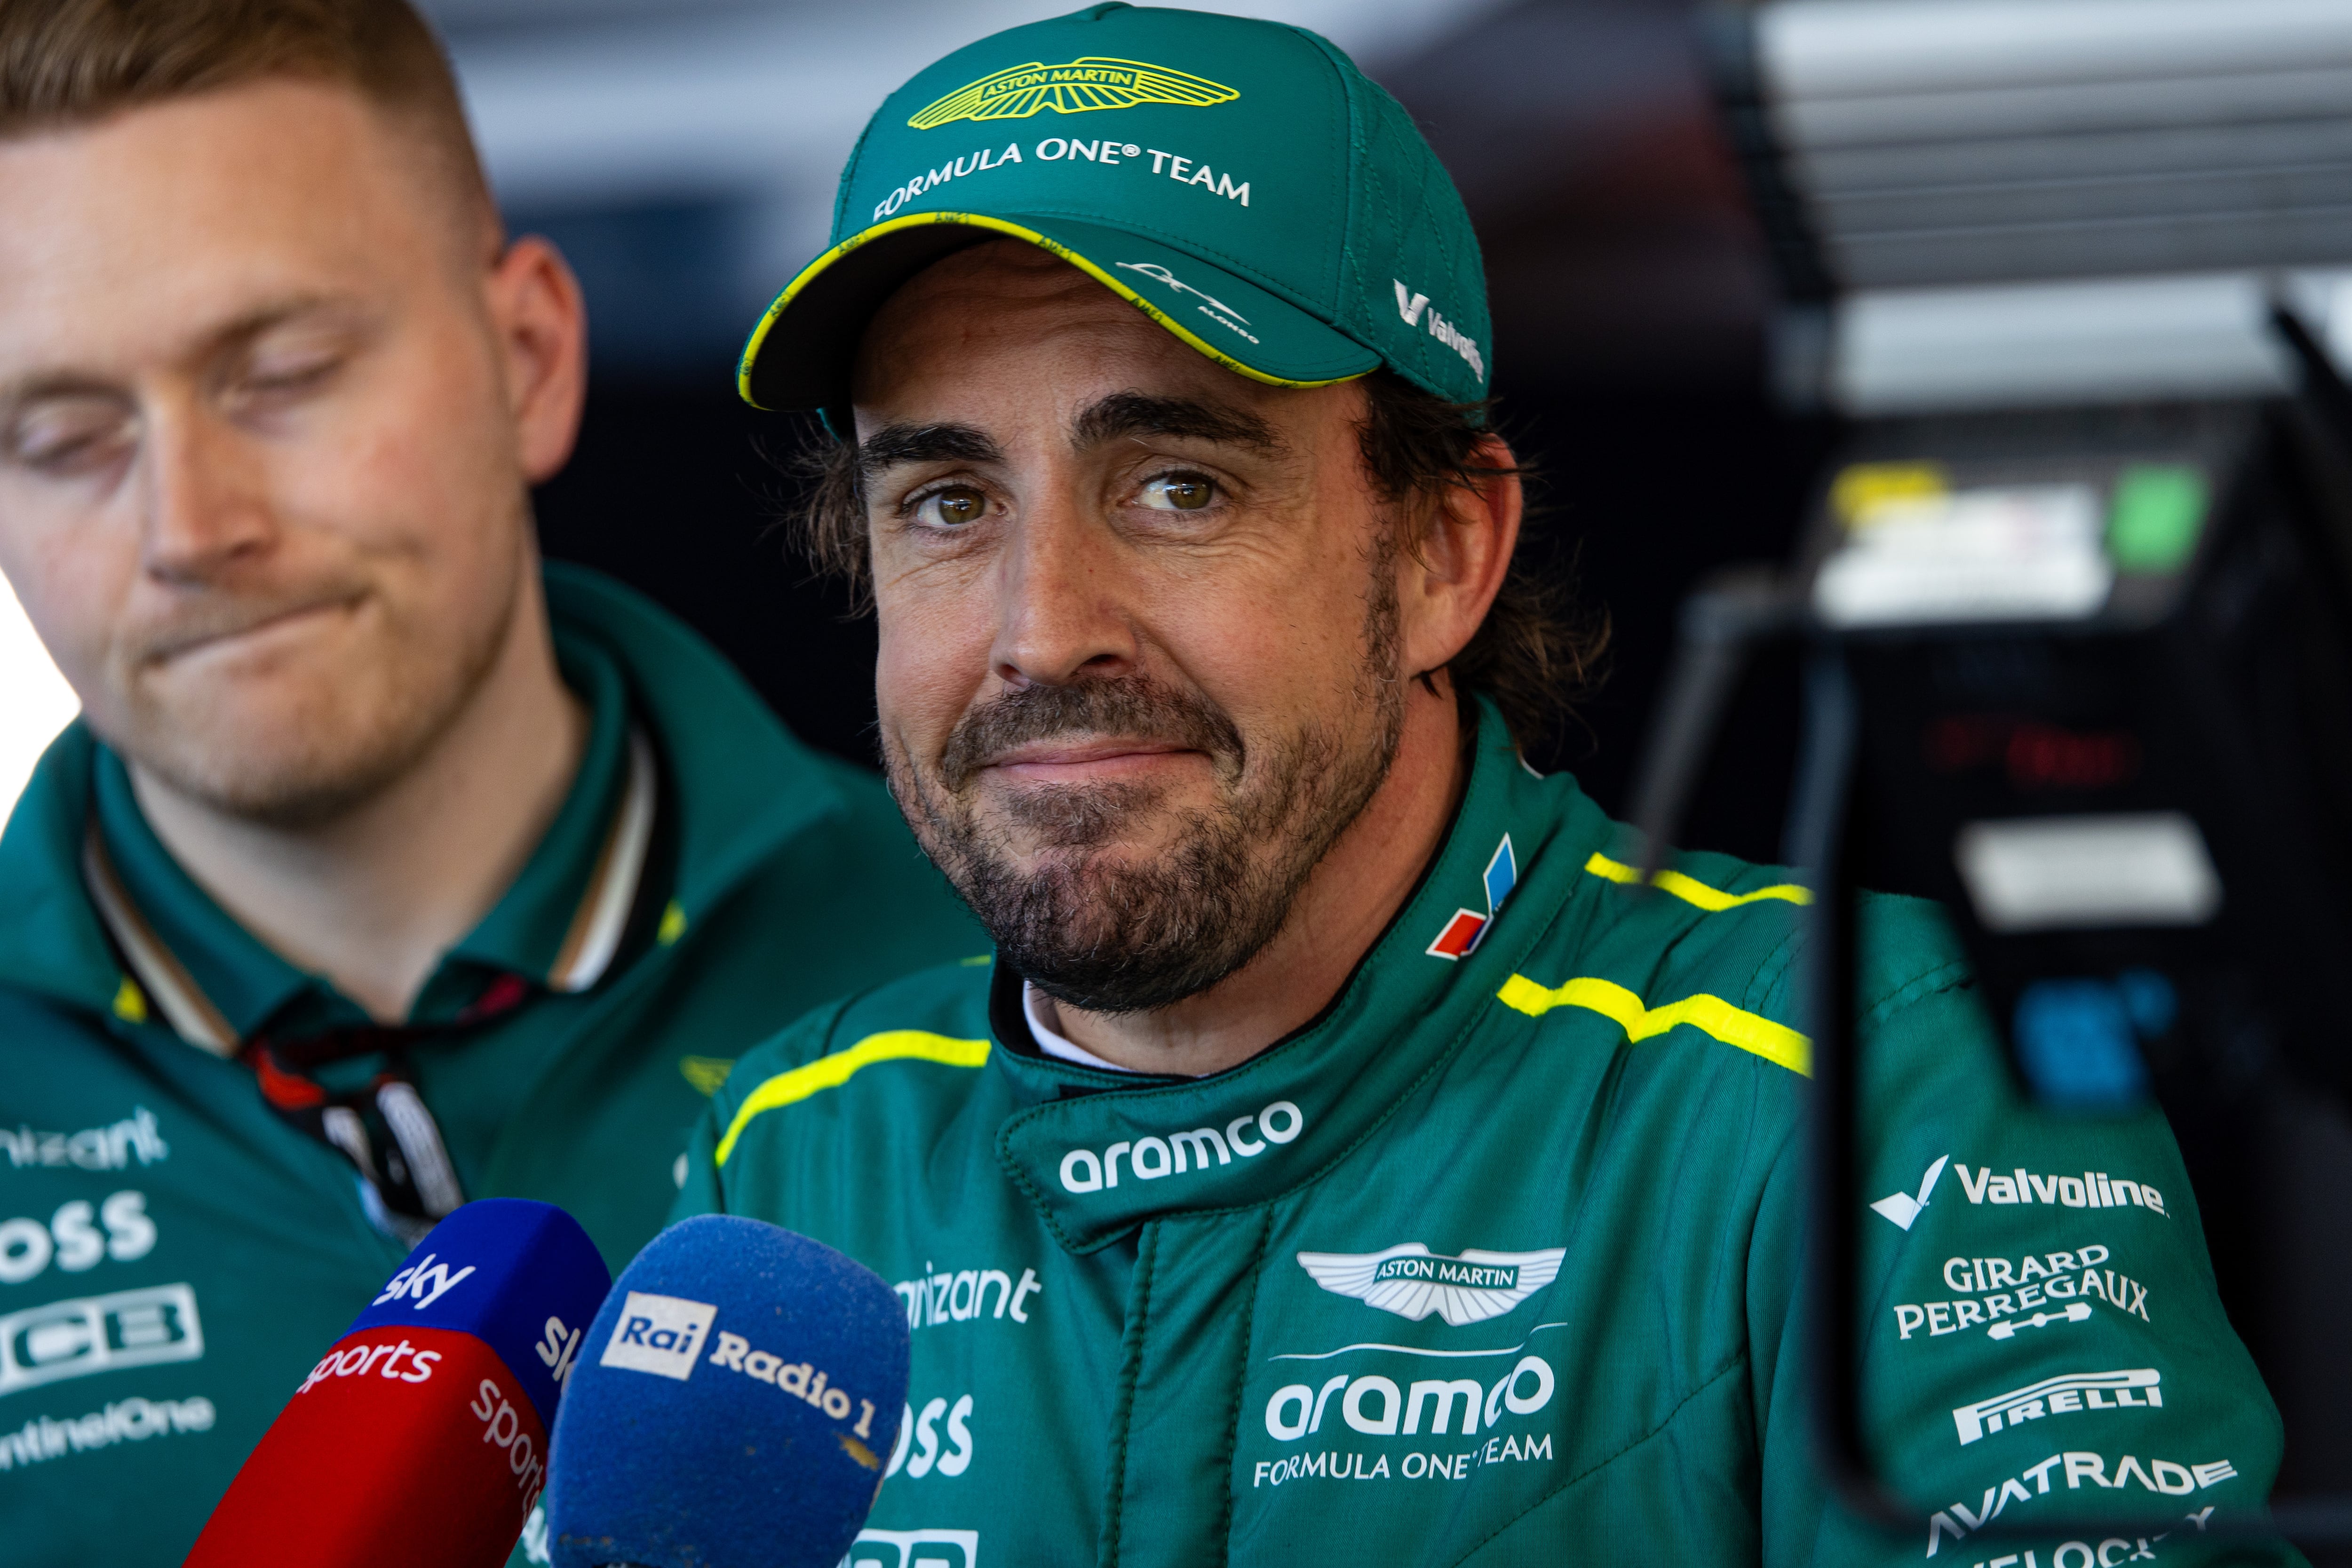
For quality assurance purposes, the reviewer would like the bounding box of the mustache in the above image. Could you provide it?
[937,677,1244,790]
[128,581,370,663]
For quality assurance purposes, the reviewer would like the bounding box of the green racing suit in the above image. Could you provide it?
[680,699,2296,1568]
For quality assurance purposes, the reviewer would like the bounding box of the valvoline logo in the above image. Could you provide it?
[1426,836,1517,960]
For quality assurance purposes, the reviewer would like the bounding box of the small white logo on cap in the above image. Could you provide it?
[598,1291,716,1381]
[1117,261,1260,344]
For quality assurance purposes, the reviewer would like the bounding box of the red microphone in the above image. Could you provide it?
[185,1199,609,1568]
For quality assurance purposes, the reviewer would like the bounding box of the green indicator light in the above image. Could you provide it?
[2107,465,2208,574]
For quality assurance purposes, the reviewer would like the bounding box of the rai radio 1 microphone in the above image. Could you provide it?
[186,1197,612,1568]
[544,1213,910,1568]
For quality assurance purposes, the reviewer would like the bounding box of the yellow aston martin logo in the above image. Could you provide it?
[908,57,1238,129]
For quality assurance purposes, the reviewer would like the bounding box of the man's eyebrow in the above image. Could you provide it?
[1070,391,1286,456]
[0,372,119,422]
[203,294,365,351]
[857,422,1004,480]
[0,294,365,414]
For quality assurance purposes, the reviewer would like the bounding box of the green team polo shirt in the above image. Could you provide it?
[0,563,979,1567]
[683,699,2298,1568]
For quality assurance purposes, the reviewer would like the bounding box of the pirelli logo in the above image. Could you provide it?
[1952,1368,2161,1445]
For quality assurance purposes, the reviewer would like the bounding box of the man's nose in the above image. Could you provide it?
[138,403,276,581]
[989,498,1140,690]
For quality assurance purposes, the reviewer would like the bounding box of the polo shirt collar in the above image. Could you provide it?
[0,562,858,1036]
[538,565,850,932]
[0,730,123,1017]
[82,630,652,1053]
[988,699,1614,1253]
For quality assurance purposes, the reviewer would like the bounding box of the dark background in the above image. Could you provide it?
[527,0,1842,867]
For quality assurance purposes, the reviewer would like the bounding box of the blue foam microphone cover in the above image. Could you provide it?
[545,1214,910,1568]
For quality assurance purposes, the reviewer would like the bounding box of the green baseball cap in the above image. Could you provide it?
[736,1,1493,419]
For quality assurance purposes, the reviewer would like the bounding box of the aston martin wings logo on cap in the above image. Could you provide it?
[908,57,1238,129]
[1297,1243,1566,1326]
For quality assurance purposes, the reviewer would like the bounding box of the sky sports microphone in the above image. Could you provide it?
[186,1197,612,1568]
[545,1213,910,1568]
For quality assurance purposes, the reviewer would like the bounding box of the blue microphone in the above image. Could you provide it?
[544,1214,910,1568]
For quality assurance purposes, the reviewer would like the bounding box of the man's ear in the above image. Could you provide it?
[484,235,588,486]
[1400,433,1523,679]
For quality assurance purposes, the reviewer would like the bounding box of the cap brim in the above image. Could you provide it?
[737,212,1380,413]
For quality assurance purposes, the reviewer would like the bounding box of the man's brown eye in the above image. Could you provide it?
[1144,476,1214,511]
[919,486,986,526]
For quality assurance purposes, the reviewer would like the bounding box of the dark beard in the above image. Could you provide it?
[887,581,1404,1015]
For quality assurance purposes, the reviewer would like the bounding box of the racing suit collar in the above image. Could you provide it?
[991,700,1615,1253]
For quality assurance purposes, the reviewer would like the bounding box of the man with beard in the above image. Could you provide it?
[683,6,2293,1563]
[0,2,977,1560]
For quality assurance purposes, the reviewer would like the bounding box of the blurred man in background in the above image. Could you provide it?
[686,5,2295,1563]
[0,1,975,1559]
